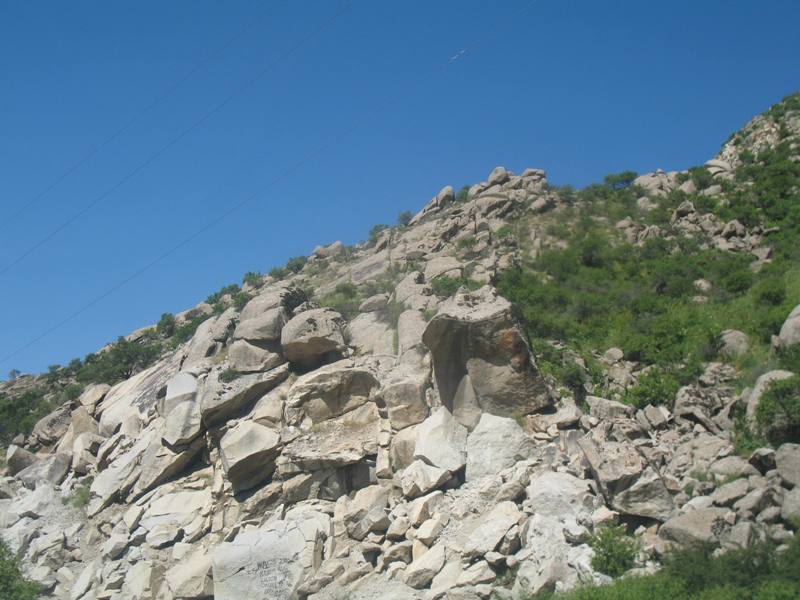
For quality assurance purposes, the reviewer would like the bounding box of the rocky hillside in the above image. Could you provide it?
[1,92,799,600]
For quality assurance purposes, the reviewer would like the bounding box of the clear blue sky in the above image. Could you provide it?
[1,0,798,378]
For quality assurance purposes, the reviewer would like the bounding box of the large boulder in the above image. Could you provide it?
[220,421,282,492]
[279,402,380,475]
[526,471,596,519]
[200,364,289,426]
[409,185,455,226]
[234,306,289,343]
[776,443,800,487]
[228,339,285,373]
[161,372,202,447]
[285,361,378,425]
[16,453,70,489]
[462,501,525,560]
[660,507,729,545]
[77,383,110,414]
[5,444,37,475]
[779,304,800,348]
[744,370,795,438]
[413,407,467,473]
[343,484,391,539]
[466,413,534,481]
[212,512,329,600]
[165,549,213,598]
[32,405,71,445]
[97,353,182,436]
[280,308,346,368]
[579,437,673,520]
[381,366,431,430]
[422,286,553,422]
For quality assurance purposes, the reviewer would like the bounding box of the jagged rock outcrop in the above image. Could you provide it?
[422,286,553,425]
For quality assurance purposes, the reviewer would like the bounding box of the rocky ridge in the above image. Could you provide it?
[1,95,800,600]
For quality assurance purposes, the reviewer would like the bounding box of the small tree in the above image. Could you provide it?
[397,211,413,226]
[285,256,307,274]
[589,524,640,577]
[368,224,389,245]
[603,170,638,190]
[242,271,261,287]
[156,313,176,337]
[7,369,20,381]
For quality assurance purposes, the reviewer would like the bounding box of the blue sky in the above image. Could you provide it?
[1,0,798,377]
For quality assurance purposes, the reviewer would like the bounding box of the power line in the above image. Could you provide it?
[0,0,537,368]
[0,1,351,277]
[0,4,275,234]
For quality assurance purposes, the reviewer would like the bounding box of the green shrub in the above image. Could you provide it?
[78,336,162,385]
[495,225,514,240]
[397,211,413,226]
[543,534,800,600]
[232,291,252,311]
[243,271,261,287]
[623,368,681,409]
[0,541,40,599]
[603,170,637,190]
[430,275,481,298]
[320,282,361,320]
[219,368,240,384]
[588,524,640,577]
[368,224,389,245]
[156,312,176,337]
[170,314,212,347]
[207,283,240,304]
[285,256,307,274]
[456,185,470,203]
[66,480,93,508]
[268,266,288,280]
[755,374,800,444]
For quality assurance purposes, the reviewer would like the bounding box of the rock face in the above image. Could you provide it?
[212,512,328,600]
[4,110,800,600]
[280,308,346,368]
[422,286,553,422]
[220,421,282,492]
[466,413,534,481]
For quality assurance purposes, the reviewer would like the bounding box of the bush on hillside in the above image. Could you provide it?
[156,312,176,337]
[77,335,162,385]
[588,524,640,577]
[0,541,40,599]
[536,533,800,600]
[320,282,361,320]
[755,374,800,444]
[430,275,482,298]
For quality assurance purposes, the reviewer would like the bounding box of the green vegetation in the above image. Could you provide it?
[65,480,93,508]
[588,524,640,577]
[497,119,800,402]
[534,534,800,600]
[456,185,471,203]
[756,375,800,444]
[430,274,482,298]
[156,312,176,337]
[319,282,361,320]
[243,271,261,287]
[219,368,241,383]
[78,334,162,385]
[206,283,240,305]
[368,224,389,245]
[0,542,40,599]
[397,211,413,226]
